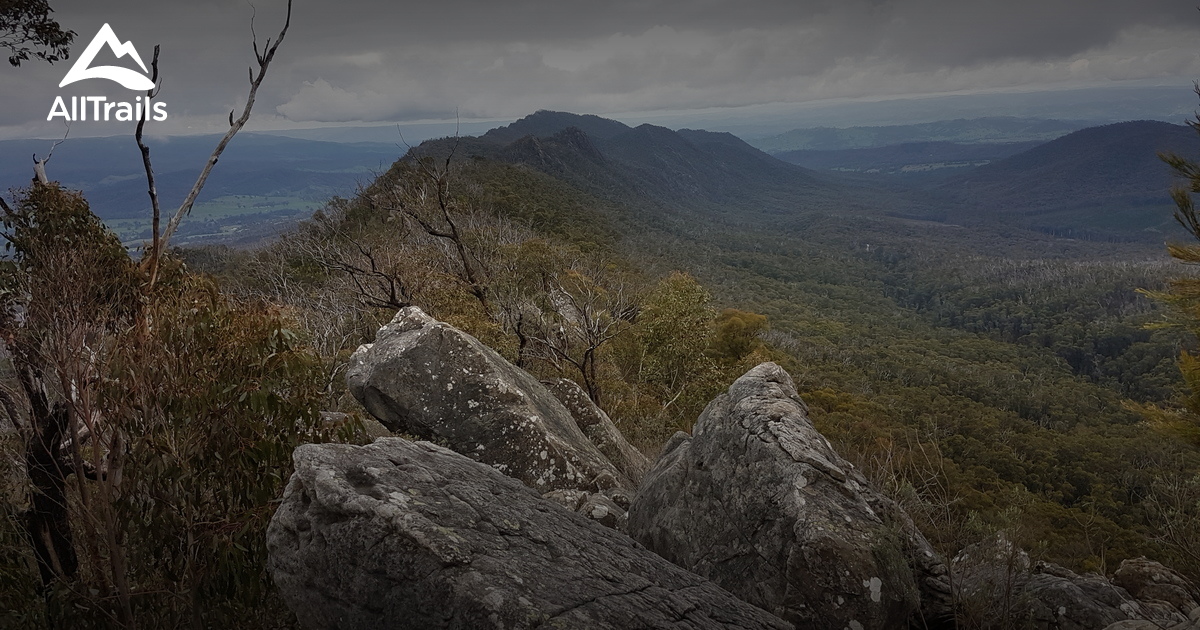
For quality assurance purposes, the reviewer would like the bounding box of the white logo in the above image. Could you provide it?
[46,23,166,122]
[59,23,155,91]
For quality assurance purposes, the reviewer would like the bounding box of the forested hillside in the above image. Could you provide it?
[5,109,1199,627]
[940,121,1193,239]
[176,111,1200,581]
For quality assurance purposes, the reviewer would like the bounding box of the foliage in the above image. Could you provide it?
[0,0,73,66]
[710,308,769,363]
[199,156,773,454]
[184,123,1200,585]
[1118,99,1200,575]
[0,184,346,627]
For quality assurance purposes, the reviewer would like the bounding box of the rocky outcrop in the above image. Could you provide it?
[628,362,953,630]
[543,377,651,485]
[1113,557,1200,619]
[954,538,1195,630]
[266,437,791,630]
[1104,609,1200,630]
[345,307,639,523]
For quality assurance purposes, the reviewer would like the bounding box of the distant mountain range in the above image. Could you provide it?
[2,111,1194,246]
[415,110,941,227]
[940,120,1193,239]
[418,111,1193,243]
[773,141,1043,177]
[749,117,1088,152]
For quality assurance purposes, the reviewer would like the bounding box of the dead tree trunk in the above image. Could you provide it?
[19,367,77,593]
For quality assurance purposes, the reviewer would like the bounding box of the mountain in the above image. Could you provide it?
[481,110,633,144]
[260,110,1194,579]
[10,113,1189,247]
[414,111,1200,246]
[774,140,1043,178]
[750,117,1086,153]
[417,110,942,225]
[941,120,1195,240]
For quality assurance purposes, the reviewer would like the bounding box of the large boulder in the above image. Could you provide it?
[543,377,651,485]
[954,537,1193,630]
[628,362,953,630]
[266,437,792,630]
[1112,557,1200,618]
[346,307,638,520]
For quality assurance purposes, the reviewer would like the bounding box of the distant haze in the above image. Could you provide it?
[2,0,1199,141]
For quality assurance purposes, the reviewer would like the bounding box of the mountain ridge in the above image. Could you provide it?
[940,120,1193,239]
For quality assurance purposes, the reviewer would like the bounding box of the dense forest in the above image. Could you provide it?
[3,109,1200,627]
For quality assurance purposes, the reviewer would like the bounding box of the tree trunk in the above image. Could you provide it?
[23,399,77,591]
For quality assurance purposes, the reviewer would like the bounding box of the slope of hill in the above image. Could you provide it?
[941,120,1194,239]
[428,114,1200,577]
[214,109,1200,579]
[419,110,942,226]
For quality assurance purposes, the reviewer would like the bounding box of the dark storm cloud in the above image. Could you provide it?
[1,0,1198,137]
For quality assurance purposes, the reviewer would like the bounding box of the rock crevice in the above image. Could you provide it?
[346,306,643,525]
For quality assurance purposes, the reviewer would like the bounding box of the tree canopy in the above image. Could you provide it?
[1,0,73,67]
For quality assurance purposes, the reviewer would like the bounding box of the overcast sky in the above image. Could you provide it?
[3,0,1200,140]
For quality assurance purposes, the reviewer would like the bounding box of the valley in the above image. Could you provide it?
[159,110,1200,578]
[6,2,1200,626]
[6,107,1200,626]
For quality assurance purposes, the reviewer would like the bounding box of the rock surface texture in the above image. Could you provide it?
[1103,608,1200,630]
[267,437,791,630]
[954,538,1197,630]
[543,377,651,485]
[346,307,640,522]
[628,362,954,630]
[1112,557,1200,619]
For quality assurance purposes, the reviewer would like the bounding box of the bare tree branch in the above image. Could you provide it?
[144,0,292,285]
[31,123,69,184]
[136,45,162,264]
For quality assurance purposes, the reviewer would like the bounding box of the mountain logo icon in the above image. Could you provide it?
[58,23,156,91]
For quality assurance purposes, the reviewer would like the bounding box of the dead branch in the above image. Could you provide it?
[299,218,416,310]
[136,45,163,265]
[31,123,70,185]
[144,0,293,285]
[384,151,494,316]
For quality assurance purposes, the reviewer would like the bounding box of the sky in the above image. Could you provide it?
[3,0,1200,141]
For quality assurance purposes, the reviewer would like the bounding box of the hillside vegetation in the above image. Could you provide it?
[4,109,1200,627]
[940,120,1193,240]
[176,111,1200,582]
